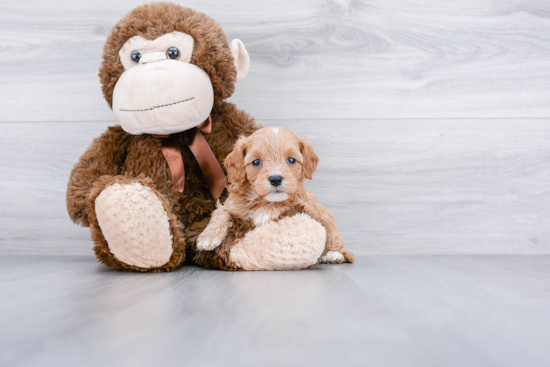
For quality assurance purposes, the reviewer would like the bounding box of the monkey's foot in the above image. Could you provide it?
[95,182,174,269]
[229,213,326,271]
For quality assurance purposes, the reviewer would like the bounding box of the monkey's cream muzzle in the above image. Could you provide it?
[112,54,214,135]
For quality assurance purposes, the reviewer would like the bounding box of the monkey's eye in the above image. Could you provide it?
[167,47,180,60]
[287,157,296,164]
[131,51,141,63]
[252,159,261,167]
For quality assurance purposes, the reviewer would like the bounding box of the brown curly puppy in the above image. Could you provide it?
[193,127,354,271]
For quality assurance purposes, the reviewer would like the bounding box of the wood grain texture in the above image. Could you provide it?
[1,119,549,256]
[1,255,549,367]
[0,0,549,121]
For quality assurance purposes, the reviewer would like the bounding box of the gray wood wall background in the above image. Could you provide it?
[1,0,549,256]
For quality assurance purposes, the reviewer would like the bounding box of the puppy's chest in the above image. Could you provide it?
[246,206,287,227]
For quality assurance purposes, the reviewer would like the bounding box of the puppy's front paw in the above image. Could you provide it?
[196,228,227,251]
[319,251,346,264]
[196,237,222,251]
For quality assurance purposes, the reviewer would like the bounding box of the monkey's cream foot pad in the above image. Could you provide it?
[229,213,326,271]
[95,182,173,268]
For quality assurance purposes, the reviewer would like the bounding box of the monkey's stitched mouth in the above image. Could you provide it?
[119,97,195,112]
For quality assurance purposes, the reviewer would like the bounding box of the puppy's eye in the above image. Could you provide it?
[252,159,261,167]
[287,157,296,164]
[131,51,142,63]
[167,47,180,60]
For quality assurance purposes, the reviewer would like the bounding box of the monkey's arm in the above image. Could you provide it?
[66,126,132,227]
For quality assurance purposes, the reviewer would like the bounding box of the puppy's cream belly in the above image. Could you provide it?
[229,213,326,271]
[95,183,173,268]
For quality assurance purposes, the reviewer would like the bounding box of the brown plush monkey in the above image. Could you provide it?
[67,3,257,272]
[67,2,350,272]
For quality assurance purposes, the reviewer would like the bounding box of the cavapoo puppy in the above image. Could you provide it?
[196,126,354,264]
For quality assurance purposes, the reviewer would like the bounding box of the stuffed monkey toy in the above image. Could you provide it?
[67,2,352,272]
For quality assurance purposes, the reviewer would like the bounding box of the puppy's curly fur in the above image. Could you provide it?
[195,127,354,268]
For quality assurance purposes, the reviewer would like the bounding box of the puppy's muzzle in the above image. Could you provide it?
[269,175,283,187]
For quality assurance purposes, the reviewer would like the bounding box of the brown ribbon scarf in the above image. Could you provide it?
[153,116,227,200]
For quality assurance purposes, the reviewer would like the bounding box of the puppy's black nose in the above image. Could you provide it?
[269,175,283,187]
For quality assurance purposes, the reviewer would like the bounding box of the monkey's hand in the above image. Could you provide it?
[67,126,131,227]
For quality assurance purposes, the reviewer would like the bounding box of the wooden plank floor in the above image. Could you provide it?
[1,255,549,367]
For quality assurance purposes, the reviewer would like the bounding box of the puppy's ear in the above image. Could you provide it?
[224,136,248,185]
[300,137,319,179]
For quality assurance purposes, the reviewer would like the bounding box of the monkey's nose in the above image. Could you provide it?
[139,52,168,64]
[269,175,283,187]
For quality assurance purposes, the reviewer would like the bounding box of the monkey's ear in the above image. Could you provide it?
[224,136,248,186]
[230,39,250,82]
[300,137,319,180]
